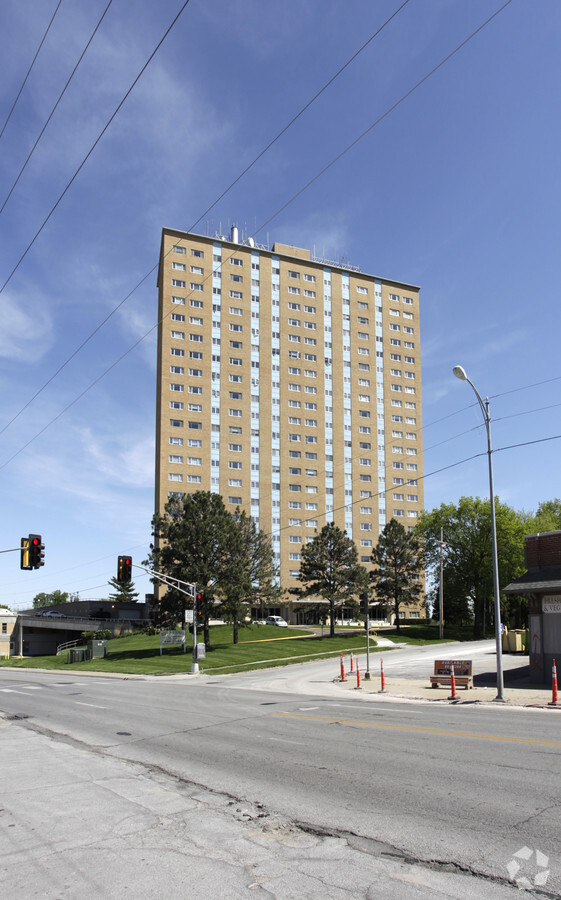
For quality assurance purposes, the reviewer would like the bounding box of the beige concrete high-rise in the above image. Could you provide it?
[156,227,425,622]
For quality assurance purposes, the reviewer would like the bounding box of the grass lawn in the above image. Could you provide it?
[0,624,386,676]
[382,623,486,644]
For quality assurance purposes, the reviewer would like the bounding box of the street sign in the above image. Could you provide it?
[159,630,186,655]
[184,610,194,623]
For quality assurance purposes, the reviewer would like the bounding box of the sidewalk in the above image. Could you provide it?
[336,649,559,709]
[1,720,521,899]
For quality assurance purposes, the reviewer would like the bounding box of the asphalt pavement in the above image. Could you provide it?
[335,639,558,709]
[1,672,539,900]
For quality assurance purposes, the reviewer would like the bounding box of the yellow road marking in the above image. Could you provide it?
[276,712,561,747]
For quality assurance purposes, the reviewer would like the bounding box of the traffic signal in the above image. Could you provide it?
[28,534,45,570]
[360,591,369,618]
[20,537,30,570]
[117,555,132,582]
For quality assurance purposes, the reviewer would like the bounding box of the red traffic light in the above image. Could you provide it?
[28,534,45,569]
[117,555,132,582]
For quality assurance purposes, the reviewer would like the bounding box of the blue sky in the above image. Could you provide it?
[1,0,559,610]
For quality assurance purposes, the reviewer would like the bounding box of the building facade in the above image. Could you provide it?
[156,227,424,621]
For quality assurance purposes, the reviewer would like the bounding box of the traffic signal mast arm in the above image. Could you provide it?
[129,562,196,599]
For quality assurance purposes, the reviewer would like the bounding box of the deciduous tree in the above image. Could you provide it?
[417,497,525,638]
[33,590,77,608]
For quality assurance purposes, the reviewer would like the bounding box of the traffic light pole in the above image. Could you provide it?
[131,564,198,673]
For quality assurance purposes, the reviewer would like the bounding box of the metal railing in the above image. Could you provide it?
[56,639,81,656]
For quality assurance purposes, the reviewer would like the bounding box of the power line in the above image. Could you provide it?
[0,0,192,298]
[0,0,114,217]
[0,0,515,465]
[9,433,560,598]
[189,0,412,233]
[0,1,413,437]
[251,0,514,243]
[0,0,63,144]
[491,374,561,400]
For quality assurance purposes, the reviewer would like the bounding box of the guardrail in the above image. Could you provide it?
[24,614,149,624]
[56,639,81,656]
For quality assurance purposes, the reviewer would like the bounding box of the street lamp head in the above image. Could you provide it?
[453,365,467,381]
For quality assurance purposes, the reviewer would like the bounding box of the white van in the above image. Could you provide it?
[266,615,288,628]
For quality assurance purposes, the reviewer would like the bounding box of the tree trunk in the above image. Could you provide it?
[233,618,239,644]
[329,599,335,638]
[473,596,483,639]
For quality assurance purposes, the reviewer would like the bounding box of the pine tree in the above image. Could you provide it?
[220,510,280,644]
[370,519,423,632]
[108,577,139,603]
[299,523,368,637]
[146,491,240,649]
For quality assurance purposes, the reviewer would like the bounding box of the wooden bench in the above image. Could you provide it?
[430,659,473,690]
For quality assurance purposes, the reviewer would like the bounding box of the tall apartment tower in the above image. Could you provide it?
[156,227,424,620]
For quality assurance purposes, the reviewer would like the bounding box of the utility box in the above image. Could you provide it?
[69,648,87,663]
[196,642,206,660]
[87,640,108,659]
[507,631,524,653]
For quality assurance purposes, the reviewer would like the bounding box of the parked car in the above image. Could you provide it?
[42,611,65,618]
[266,615,288,628]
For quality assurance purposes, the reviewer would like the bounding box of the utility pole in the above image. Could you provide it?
[437,527,445,639]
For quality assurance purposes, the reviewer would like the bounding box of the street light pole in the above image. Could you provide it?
[452,365,505,701]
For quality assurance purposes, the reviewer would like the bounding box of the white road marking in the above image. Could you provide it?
[75,701,109,709]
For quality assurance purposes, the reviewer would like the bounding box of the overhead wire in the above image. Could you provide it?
[0,0,413,437]
[0,0,63,144]
[9,432,560,602]
[0,0,115,217]
[0,0,193,297]
[0,0,516,467]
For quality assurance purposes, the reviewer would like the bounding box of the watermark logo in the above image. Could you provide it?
[507,846,549,890]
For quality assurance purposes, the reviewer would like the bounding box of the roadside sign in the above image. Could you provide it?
[184,610,194,623]
[160,630,186,655]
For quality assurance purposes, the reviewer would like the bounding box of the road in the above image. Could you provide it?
[1,652,560,898]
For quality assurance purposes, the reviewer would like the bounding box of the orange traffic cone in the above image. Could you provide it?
[340,653,346,682]
[549,659,559,707]
[355,661,362,690]
[379,658,387,693]
[449,662,457,700]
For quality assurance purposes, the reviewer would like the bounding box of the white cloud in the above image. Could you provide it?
[0,290,54,361]
[78,426,155,490]
[277,211,352,265]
